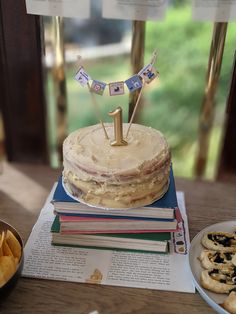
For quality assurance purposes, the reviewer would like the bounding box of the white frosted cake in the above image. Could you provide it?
[62,123,171,209]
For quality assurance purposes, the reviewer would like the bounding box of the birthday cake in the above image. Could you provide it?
[62,123,171,209]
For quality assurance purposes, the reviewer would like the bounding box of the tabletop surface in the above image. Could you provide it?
[0,162,236,314]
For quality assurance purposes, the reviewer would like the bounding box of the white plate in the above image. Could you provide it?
[189,221,236,314]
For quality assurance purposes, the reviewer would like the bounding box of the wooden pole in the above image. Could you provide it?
[0,0,48,163]
[217,52,236,181]
[52,16,67,163]
[128,21,146,122]
[194,22,227,178]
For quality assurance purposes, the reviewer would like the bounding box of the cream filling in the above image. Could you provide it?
[64,177,169,208]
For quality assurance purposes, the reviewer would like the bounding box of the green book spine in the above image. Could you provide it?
[51,214,60,232]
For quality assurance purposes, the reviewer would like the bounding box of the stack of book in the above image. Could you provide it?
[51,169,180,254]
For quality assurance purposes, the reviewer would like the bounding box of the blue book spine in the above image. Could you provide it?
[56,213,175,221]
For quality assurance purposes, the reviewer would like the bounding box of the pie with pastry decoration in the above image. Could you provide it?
[198,229,236,313]
[199,250,236,270]
[200,268,236,294]
[201,232,236,253]
[222,291,236,314]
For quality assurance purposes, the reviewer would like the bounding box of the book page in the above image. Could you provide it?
[102,0,167,21]
[22,186,195,293]
[192,0,236,21]
[25,0,90,18]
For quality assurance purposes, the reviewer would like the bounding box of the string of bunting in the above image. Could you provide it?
[74,51,158,141]
[74,52,159,97]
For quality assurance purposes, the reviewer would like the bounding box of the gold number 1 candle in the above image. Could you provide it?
[109,107,127,146]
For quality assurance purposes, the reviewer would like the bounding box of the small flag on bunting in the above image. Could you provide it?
[138,64,158,84]
[90,80,107,95]
[109,82,125,96]
[125,75,143,92]
[75,67,91,86]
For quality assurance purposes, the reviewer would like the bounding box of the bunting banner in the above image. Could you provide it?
[138,64,158,83]
[74,51,158,139]
[125,75,143,92]
[90,80,107,95]
[75,67,91,86]
[109,81,125,96]
[74,60,159,96]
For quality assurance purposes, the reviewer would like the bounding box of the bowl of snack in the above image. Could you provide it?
[0,220,24,300]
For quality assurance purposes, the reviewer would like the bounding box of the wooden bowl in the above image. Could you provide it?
[0,220,24,301]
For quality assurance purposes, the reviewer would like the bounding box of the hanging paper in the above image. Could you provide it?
[109,82,125,96]
[75,67,91,87]
[138,64,158,84]
[25,0,90,18]
[90,80,107,96]
[192,0,236,21]
[74,49,158,97]
[125,75,143,92]
[102,0,167,21]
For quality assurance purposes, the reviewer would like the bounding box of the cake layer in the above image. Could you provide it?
[63,123,171,209]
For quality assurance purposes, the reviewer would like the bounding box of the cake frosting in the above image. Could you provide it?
[63,123,171,209]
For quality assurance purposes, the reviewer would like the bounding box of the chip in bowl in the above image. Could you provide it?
[0,220,23,298]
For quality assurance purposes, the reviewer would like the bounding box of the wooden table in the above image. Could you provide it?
[1,162,236,314]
